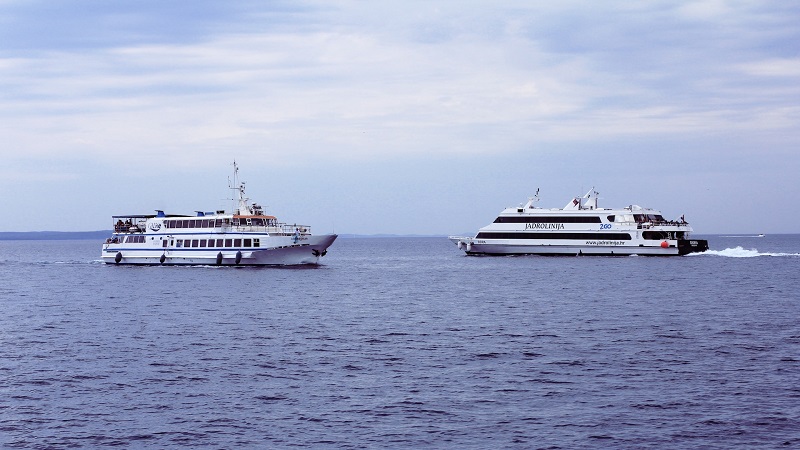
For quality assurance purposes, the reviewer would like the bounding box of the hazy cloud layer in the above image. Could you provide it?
[1,1,798,234]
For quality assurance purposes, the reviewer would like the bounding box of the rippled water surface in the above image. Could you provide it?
[1,235,799,448]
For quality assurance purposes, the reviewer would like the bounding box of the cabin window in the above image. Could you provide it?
[162,240,168,247]
[642,231,668,240]
[234,239,242,247]
[493,216,602,224]
[199,240,207,247]
[253,238,260,248]
[215,239,222,247]
[607,215,615,223]
[244,239,252,247]
[225,239,232,247]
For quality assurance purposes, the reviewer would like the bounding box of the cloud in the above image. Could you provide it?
[1,1,799,233]
[2,1,798,166]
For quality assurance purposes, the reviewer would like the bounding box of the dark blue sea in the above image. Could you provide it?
[1,235,799,449]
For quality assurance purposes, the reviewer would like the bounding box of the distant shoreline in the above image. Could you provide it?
[0,231,112,240]
[0,231,449,241]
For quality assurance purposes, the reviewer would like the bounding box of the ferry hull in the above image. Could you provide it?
[450,186,710,258]
[449,237,708,257]
[102,234,337,266]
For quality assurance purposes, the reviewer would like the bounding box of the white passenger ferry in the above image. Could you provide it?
[101,163,337,265]
[449,188,708,256]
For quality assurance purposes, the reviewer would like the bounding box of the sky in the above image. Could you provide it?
[1,0,798,235]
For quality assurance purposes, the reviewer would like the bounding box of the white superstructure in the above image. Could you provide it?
[449,188,708,256]
[101,162,336,265]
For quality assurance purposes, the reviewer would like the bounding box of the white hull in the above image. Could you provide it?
[103,235,337,266]
[448,237,689,256]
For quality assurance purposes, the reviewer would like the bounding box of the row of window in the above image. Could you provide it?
[165,238,261,248]
[164,218,277,229]
[495,214,672,225]
[476,232,633,240]
[642,231,685,240]
[494,216,602,224]
[125,235,146,243]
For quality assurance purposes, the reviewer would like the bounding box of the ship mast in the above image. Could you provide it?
[228,160,251,215]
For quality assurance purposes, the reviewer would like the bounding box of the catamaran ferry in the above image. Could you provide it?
[449,188,708,256]
[101,163,337,265]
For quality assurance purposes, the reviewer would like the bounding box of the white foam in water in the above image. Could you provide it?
[695,246,800,258]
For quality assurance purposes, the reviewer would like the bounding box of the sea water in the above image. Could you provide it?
[1,235,798,448]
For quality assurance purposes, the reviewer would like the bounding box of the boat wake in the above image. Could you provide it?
[693,246,800,258]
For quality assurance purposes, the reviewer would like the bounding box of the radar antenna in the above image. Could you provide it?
[524,188,540,209]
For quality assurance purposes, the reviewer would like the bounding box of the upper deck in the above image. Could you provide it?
[112,213,312,237]
[110,161,314,238]
[490,187,694,232]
